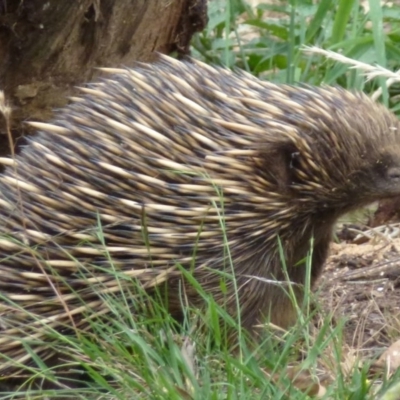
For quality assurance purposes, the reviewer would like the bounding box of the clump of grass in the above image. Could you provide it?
[192,0,400,109]
[0,228,376,399]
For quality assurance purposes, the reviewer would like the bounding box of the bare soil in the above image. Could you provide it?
[319,232,400,356]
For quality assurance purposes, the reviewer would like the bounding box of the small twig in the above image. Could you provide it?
[341,258,400,281]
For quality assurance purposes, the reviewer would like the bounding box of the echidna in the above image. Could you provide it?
[0,55,400,381]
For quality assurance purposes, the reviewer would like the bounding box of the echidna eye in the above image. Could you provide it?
[289,151,301,169]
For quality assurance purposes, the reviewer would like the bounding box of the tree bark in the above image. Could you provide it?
[0,0,207,154]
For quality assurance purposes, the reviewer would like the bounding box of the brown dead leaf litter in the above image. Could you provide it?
[319,232,400,355]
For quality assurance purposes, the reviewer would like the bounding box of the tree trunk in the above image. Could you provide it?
[0,0,207,155]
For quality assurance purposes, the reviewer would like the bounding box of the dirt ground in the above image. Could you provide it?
[319,227,400,357]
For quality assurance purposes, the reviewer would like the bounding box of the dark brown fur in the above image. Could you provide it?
[0,55,400,383]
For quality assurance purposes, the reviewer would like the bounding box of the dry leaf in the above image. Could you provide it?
[376,339,400,374]
[267,366,327,398]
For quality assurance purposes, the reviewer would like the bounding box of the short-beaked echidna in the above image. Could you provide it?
[1,55,400,378]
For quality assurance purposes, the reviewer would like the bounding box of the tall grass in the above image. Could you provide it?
[192,0,400,110]
[0,234,336,399]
